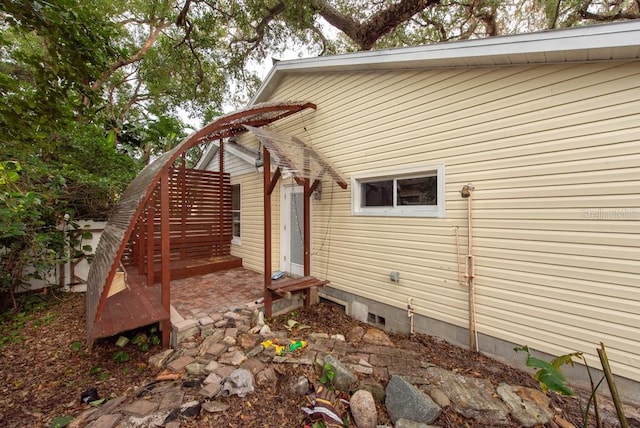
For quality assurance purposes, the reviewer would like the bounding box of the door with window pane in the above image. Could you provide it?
[281,186,305,276]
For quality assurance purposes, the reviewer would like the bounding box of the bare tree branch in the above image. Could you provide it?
[311,0,443,50]
[580,9,640,20]
[90,22,171,93]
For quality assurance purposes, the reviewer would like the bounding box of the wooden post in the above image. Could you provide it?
[218,139,225,256]
[160,170,171,347]
[179,160,187,261]
[303,178,311,307]
[136,219,144,275]
[146,195,155,286]
[263,147,273,317]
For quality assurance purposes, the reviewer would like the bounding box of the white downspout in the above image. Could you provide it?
[460,184,478,352]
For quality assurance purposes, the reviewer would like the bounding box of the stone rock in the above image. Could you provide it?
[255,367,278,385]
[385,375,441,424]
[223,336,237,346]
[224,311,242,320]
[241,358,266,376]
[185,362,207,376]
[198,316,214,327]
[215,319,229,328]
[203,372,223,385]
[148,349,175,369]
[246,344,264,358]
[225,327,239,338]
[68,409,99,428]
[181,341,198,349]
[205,343,227,358]
[425,367,509,425]
[291,376,310,395]
[221,368,255,397]
[238,333,261,349]
[174,319,198,332]
[167,355,195,372]
[331,334,346,341]
[202,400,230,413]
[362,328,394,346]
[219,350,247,366]
[395,418,440,428]
[324,354,357,392]
[198,330,224,355]
[208,312,223,322]
[426,386,450,409]
[346,326,365,342]
[425,367,509,426]
[69,396,127,428]
[496,383,554,427]
[350,390,377,428]
[259,325,272,336]
[348,360,374,375]
[200,382,222,398]
[121,399,160,418]
[158,388,185,411]
[127,411,168,428]
[180,400,202,418]
[213,364,235,379]
[308,332,329,340]
[205,360,220,373]
[86,414,120,428]
[182,348,199,357]
[359,381,386,403]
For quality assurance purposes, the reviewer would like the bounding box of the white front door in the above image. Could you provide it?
[281,185,305,277]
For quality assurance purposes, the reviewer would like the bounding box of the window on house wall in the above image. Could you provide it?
[351,164,445,217]
[231,184,241,244]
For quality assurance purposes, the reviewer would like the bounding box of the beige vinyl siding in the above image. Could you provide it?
[204,149,255,176]
[228,169,281,274]
[256,60,640,381]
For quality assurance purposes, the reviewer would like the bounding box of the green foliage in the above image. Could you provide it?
[0,162,99,308]
[112,350,131,362]
[0,293,56,347]
[319,362,335,390]
[50,415,74,428]
[89,365,110,381]
[514,345,580,396]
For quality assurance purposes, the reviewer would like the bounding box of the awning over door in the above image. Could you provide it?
[244,125,347,188]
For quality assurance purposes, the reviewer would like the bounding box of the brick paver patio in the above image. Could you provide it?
[170,267,264,320]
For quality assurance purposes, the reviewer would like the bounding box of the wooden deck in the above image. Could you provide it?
[152,255,242,282]
[90,277,167,341]
[90,256,242,342]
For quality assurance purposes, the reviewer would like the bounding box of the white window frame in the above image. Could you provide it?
[231,183,241,245]
[351,164,445,218]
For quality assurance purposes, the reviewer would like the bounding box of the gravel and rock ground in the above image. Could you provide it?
[0,291,638,428]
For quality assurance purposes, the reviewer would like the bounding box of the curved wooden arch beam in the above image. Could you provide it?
[86,101,316,345]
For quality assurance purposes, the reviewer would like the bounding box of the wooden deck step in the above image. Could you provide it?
[267,276,329,299]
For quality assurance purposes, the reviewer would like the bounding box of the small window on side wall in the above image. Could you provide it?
[351,164,445,217]
[231,183,241,244]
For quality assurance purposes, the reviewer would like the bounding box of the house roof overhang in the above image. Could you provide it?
[252,21,640,104]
